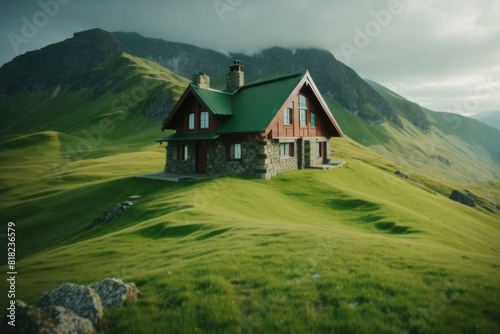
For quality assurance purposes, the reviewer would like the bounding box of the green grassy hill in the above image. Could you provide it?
[1,137,499,333]
[1,51,499,333]
[341,80,500,184]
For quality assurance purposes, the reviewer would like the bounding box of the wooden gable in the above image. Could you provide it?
[264,72,343,139]
[161,87,224,134]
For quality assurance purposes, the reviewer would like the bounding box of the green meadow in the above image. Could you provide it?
[1,134,499,333]
[0,54,499,333]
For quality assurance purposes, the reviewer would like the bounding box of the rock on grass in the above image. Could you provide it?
[89,278,141,308]
[38,283,103,327]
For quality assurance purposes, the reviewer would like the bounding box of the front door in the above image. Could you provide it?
[196,141,208,173]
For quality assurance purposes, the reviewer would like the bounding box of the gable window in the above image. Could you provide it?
[200,111,209,129]
[310,112,316,127]
[299,95,307,127]
[279,143,294,157]
[227,143,242,161]
[284,108,293,125]
[177,144,189,161]
[188,113,195,130]
[299,95,307,108]
[299,109,307,127]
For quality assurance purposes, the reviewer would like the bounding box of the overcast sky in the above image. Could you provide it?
[1,0,499,115]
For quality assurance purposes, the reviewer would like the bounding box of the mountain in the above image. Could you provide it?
[471,111,500,131]
[1,28,499,183]
[114,31,401,127]
[0,29,399,127]
[1,28,500,333]
[0,29,123,95]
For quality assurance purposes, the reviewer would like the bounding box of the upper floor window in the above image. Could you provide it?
[227,143,242,160]
[299,109,307,127]
[310,112,316,127]
[299,95,307,127]
[284,108,293,125]
[200,111,209,129]
[299,95,307,109]
[188,113,195,130]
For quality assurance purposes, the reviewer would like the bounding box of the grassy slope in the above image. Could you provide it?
[1,138,499,333]
[362,80,500,183]
[1,54,499,333]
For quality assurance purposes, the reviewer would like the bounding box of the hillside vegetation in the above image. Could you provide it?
[0,36,499,333]
[1,135,499,333]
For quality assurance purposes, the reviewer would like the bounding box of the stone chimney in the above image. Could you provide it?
[226,60,244,92]
[192,72,210,89]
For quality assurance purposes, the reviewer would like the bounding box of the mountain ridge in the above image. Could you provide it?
[0,28,499,184]
[471,110,500,131]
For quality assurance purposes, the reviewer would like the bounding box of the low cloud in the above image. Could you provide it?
[0,0,498,113]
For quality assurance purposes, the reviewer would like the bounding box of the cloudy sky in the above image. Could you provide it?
[1,0,499,114]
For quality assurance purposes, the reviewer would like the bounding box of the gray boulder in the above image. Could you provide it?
[89,278,141,308]
[1,300,95,334]
[38,283,103,327]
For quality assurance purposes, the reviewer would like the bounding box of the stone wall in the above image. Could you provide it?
[164,143,196,174]
[306,137,331,166]
[206,137,260,176]
[164,136,332,179]
[255,140,299,179]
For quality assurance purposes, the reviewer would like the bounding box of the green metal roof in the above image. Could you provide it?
[190,71,305,134]
[190,84,233,115]
[156,132,219,143]
[217,71,306,134]
[161,71,308,141]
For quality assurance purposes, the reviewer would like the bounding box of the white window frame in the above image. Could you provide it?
[279,143,294,157]
[200,111,209,129]
[284,108,292,125]
[299,95,307,108]
[229,143,242,160]
[188,113,195,130]
[299,109,307,127]
[177,144,189,161]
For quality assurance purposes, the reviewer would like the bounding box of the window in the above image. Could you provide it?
[316,142,323,158]
[299,95,307,127]
[200,111,209,129]
[299,109,307,127]
[310,112,316,127]
[188,113,195,130]
[284,108,293,125]
[279,143,294,157]
[227,143,242,160]
[177,144,188,160]
[299,95,307,108]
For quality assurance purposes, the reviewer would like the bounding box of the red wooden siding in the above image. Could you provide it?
[169,92,223,134]
[263,86,333,139]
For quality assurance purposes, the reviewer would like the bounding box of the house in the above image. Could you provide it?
[157,60,344,179]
